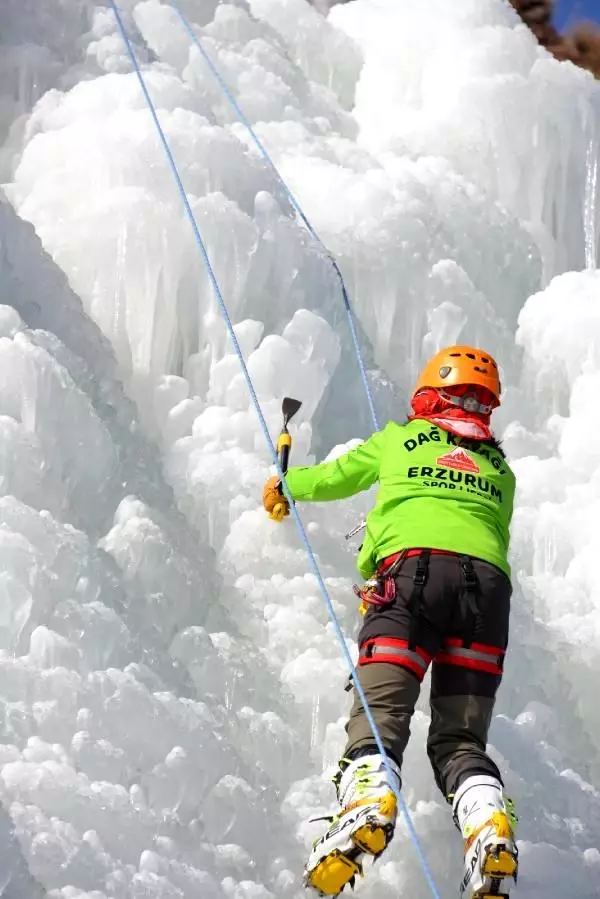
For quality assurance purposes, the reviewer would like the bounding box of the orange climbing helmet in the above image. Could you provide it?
[414,345,501,407]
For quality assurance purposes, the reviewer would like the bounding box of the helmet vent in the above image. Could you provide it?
[466,353,476,359]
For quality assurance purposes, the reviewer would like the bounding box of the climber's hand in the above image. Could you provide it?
[263,476,289,520]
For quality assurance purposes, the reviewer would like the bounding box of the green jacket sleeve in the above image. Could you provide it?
[285,429,384,501]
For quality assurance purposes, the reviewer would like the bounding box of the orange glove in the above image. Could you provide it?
[262,476,289,520]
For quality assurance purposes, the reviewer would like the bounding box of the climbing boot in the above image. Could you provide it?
[304,753,400,896]
[453,775,518,899]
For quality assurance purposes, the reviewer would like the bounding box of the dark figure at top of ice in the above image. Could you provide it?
[262,345,519,899]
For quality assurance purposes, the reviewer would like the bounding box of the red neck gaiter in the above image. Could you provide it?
[408,386,494,441]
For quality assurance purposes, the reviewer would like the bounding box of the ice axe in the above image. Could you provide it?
[270,396,302,521]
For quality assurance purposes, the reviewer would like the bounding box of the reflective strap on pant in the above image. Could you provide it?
[359,637,432,681]
[435,638,505,675]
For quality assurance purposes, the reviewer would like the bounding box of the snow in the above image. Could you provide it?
[0,0,599,898]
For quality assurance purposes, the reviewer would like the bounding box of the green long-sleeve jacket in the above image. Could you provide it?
[285,419,515,580]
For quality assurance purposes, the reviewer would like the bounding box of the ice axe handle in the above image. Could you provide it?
[269,397,301,522]
[270,432,292,521]
[278,432,292,474]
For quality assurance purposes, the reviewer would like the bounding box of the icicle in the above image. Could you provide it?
[584,132,599,272]
[310,692,321,751]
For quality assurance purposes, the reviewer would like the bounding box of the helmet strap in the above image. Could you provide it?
[437,388,494,415]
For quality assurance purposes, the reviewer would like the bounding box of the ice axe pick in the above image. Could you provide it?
[270,396,302,521]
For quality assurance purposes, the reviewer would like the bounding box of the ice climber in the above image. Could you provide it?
[262,346,519,899]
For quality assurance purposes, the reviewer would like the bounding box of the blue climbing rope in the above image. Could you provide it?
[167,0,379,434]
[107,4,440,898]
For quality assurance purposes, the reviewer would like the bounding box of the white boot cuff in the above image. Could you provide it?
[452,774,503,815]
[338,753,401,800]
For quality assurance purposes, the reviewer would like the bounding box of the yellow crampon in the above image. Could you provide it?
[482,843,518,881]
[305,797,396,896]
[305,757,400,898]
[351,793,396,854]
[305,849,362,897]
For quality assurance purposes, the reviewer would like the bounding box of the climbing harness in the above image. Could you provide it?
[355,550,493,681]
[108,5,440,897]
[358,637,432,682]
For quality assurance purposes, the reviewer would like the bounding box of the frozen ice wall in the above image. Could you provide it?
[1,0,600,898]
[0,1,100,164]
